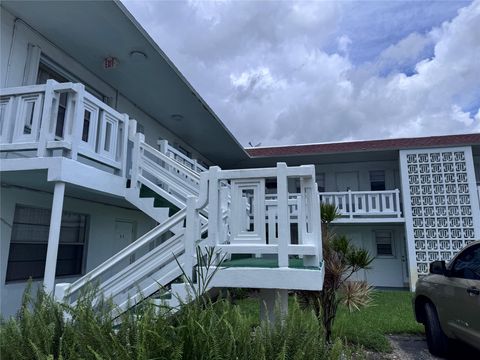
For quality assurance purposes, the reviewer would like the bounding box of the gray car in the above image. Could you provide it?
[413,240,480,357]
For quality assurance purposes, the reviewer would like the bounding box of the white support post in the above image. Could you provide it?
[348,190,353,218]
[184,196,197,280]
[207,166,221,248]
[37,79,56,157]
[277,163,289,267]
[158,139,168,154]
[119,113,129,177]
[43,181,66,294]
[69,84,85,161]
[395,189,401,218]
[54,283,70,302]
[259,289,288,324]
[128,119,137,140]
[130,133,144,190]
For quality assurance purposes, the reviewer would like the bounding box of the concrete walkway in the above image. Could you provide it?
[386,335,480,360]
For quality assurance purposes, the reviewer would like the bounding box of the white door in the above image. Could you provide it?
[335,171,359,191]
[114,220,135,265]
[366,230,405,287]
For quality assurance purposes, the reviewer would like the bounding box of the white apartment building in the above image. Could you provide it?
[1,1,479,317]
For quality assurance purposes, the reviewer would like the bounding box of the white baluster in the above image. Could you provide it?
[277,163,289,267]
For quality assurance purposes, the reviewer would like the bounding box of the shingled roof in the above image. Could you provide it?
[246,133,480,158]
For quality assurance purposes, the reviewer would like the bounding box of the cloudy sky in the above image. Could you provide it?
[123,0,480,147]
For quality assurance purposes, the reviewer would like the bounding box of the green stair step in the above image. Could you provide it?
[139,185,180,216]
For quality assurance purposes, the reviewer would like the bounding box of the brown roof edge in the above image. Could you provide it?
[245,133,480,157]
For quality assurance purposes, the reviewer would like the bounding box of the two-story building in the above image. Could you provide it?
[244,137,480,288]
[1,1,479,317]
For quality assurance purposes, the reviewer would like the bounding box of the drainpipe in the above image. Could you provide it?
[3,17,21,87]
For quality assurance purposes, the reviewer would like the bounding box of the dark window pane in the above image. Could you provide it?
[82,110,91,142]
[451,245,480,280]
[370,170,386,191]
[377,243,393,256]
[6,205,88,282]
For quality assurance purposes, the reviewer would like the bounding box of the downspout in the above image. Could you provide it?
[3,17,21,88]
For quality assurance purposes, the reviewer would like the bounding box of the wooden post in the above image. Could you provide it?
[276,163,289,267]
[43,181,66,294]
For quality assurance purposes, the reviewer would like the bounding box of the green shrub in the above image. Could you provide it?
[1,286,359,360]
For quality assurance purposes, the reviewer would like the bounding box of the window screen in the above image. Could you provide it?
[375,231,393,257]
[6,205,88,282]
[370,170,386,191]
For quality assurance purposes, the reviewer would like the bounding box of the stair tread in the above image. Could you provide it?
[139,185,181,215]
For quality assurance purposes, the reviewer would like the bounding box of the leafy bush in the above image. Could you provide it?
[0,285,360,360]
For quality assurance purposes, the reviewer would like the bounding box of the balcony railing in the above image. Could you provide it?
[0,80,129,175]
[320,189,402,221]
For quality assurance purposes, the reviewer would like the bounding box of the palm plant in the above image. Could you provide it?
[299,203,374,342]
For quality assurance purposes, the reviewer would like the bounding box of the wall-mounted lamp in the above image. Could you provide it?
[130,50,148,62]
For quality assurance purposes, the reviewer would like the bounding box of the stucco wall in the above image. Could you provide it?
[0,185,156,317]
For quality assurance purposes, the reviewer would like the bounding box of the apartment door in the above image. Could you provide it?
[336,172,359,212]
[366,230,404,287]
[114,220,135,266]
[335,171,359,191]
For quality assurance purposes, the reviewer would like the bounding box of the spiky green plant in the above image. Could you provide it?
[298,203,374,343]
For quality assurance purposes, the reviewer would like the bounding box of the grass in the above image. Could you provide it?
[334,290,423,352]
[235,289,423,353]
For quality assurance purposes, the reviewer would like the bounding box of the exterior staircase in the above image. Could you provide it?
[55,129,323,317]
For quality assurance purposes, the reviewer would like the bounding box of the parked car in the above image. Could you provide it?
[413,240,480,357]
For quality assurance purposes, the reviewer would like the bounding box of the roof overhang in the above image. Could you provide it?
[2,0,249,167]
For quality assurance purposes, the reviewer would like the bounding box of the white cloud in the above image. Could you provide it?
[123,0,480,146]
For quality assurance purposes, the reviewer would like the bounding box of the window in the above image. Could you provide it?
[37,63,69,138]
[375,230,394,257]
[6,205,88,282]
[370,170,386,191]
[36,59,108,139]
[450,244,480,280]
[316,173,325,192]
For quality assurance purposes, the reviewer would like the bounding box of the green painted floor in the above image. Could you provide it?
[222,256,321,270]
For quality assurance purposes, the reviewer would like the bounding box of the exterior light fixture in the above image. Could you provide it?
[170,114,184,122]
[130,50,148,62]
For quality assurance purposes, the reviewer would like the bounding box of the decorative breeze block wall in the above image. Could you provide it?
[400,147,480,275]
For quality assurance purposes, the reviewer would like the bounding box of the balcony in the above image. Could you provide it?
[319,189,403,223]
[0,80,129,175]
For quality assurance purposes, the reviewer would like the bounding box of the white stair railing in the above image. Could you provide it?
[158,139,207,173]
[55,208,205,313]
[183,163,322,279]
[130,132,202,209]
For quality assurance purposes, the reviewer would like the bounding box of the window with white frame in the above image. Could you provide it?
[375,230,394,257]
[6,205,88,282]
